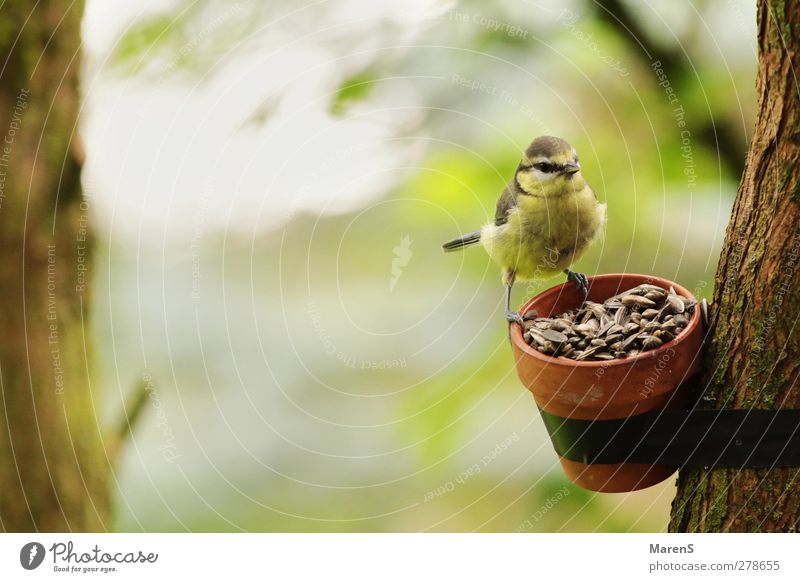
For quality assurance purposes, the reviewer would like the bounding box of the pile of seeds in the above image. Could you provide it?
[522,283,696,361]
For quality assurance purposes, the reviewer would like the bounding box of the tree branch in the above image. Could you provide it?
[594,0,747,177]
[107,377,152,465]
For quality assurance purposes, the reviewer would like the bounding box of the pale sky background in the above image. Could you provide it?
[81,0,456,241]
[80,0,755,242]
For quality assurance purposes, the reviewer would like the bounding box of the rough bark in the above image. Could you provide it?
[670,0,800,532]
[0,2,109,531]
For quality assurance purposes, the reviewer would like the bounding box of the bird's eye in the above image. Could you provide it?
[534,162,554,173]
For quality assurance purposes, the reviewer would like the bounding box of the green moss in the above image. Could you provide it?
[702,478,729,532]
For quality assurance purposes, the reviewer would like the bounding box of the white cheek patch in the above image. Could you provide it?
[517,169,556,195]
[532,169,558,181]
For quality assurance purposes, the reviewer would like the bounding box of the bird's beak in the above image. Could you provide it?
[563,162,580,175]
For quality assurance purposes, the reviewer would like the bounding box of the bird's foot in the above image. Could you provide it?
[565,270,589,301]
[504,309,525,326]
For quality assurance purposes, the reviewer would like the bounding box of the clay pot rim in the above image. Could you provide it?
[509,273,701,369]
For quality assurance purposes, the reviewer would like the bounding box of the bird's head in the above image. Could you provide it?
[515,136,583,196]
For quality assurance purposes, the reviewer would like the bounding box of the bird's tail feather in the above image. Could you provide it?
[442,230,481,252]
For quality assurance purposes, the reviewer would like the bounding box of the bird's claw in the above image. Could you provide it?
[566,270,589,301]
[504,310,525,326]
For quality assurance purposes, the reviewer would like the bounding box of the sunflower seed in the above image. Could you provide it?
[644,321,661,332]
[541,329,569,343]
[621,295,657,309]
[575,346,601,361]
[656,330,674,342]
[623,322,640,335]
[522,282,696,360]
[642,335,663,350]
[645,289,667,302]
[673,314,689,327]
[661,320,678,333]
[614,306,629,326]
[597,319,616,337]
[622,332,642,350]
[642,308,661,320]
[588,303,606,319]
[523,309,539,321]
[551,319,572,332]
[607,324,624,336]
[666,294,685,314]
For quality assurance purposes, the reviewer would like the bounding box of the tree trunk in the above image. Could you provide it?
[0,2,109,531]
[670,0,800,532]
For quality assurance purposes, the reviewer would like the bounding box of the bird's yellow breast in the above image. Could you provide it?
[481,184,605,281]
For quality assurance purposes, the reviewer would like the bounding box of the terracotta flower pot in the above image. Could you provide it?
[509,273,703,493]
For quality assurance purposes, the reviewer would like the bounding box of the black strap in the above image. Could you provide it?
[538,408,800,467]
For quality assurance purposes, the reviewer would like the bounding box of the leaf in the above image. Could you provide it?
[110,14,184,74]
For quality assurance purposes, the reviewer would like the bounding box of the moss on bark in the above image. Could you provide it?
[0,1,109,532]
[669,0,800,532]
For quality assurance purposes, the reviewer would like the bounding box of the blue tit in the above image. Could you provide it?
[443,136,606,324]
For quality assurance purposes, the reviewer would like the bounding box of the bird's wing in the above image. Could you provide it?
[494,183,518,226]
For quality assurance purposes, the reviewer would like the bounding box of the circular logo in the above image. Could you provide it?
[19,542,45,570]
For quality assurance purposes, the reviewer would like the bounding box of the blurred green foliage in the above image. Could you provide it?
[102,0,754,532]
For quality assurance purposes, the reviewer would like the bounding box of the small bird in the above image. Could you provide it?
[442,136,606,324]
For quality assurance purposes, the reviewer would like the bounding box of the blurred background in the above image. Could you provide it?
[80,0,757,531]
